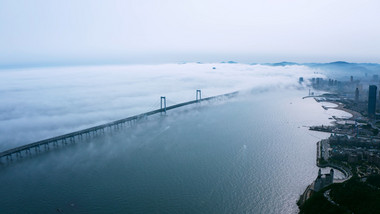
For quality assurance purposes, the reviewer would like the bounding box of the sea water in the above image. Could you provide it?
[0,90,347,213]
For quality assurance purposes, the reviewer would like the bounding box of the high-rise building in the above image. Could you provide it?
[368,85,377,118]
[350,76,353,82]
[355,88,359,102]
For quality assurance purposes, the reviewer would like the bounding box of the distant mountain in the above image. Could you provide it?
[256,61,380,78]
[220,61,238,64]
[303,61,380,78]
[267,62,299,66]
[327,61,351,65]
[305,61,370,72]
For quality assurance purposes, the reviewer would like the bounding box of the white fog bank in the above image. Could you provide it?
[0,63,323,150]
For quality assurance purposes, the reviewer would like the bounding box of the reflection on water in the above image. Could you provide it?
[0,90,340,213]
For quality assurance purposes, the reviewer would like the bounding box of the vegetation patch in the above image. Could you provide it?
[329,178,380,214]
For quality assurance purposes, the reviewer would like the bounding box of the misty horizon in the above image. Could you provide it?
[1,0,380,67]
[1,58,379,71]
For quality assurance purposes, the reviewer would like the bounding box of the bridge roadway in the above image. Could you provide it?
[0,91,238,162]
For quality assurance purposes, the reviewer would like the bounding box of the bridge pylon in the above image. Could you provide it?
[196,90,201,102]
[160,96,167,115]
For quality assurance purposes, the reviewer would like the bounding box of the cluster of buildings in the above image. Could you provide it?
[328,134,380,169]
[305,74,380,119]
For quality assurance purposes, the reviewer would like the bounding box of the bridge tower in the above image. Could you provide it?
[160,96,167,114]
[196,90,202,102]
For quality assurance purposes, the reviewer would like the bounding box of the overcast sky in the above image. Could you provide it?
[1,0,379,66]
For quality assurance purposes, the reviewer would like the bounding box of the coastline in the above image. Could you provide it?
[297,96,356,207]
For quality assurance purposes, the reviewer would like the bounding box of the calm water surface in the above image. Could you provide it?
[0,90,344,213]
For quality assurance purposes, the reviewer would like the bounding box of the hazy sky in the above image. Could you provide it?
[1,0,380,66]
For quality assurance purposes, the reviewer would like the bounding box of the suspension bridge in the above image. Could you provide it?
[0,90,238,163]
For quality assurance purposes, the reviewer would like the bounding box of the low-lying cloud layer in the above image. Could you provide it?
[0,63,323,150]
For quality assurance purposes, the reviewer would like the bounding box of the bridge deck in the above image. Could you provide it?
[0,91,238,160]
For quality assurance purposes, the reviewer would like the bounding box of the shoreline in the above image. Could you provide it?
[319,100,360,120]
[297,96,356,207]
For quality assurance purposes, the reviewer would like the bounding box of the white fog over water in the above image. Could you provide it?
[0,63,324,150]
